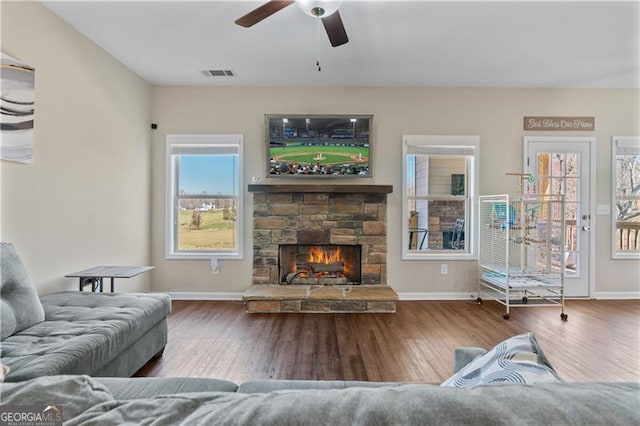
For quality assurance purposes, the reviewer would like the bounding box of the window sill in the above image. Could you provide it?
[166,253,243,260]
[611,253,640,260]
[402,251,477,261]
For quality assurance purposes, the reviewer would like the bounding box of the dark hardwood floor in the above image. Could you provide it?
[137,299,640,384]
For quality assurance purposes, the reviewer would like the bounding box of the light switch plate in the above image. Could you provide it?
[596,205,610,215]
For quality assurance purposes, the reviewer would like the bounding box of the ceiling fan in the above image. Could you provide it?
[235,0,349,47]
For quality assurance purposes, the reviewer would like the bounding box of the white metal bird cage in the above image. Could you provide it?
[477,193,567,320]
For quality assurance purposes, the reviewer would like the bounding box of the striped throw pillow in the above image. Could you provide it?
[441,333,561,388]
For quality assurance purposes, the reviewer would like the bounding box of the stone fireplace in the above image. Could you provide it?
[244,184,398,313]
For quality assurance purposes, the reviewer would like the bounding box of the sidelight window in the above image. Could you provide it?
[612,136,640,259]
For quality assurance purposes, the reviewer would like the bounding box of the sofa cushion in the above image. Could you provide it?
[59,382,640,425]
[441,332,561,388]
[238,379,403,393]
[96,377,238,398]
[0,242,45,340]
[1,292,171,381]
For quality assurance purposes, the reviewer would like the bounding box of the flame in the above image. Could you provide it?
[283,245,354,281]
[308,246,342,264]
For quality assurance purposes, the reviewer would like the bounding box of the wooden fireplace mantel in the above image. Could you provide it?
[247,184,393,194]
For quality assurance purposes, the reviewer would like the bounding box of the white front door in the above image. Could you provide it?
[524,137,594,297]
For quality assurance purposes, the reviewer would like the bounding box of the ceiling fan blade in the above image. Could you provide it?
[321,10,349,47]
[235,0,295,28]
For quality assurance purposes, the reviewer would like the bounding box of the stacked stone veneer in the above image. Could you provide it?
[428,200,465,248]
[252,191,388,286]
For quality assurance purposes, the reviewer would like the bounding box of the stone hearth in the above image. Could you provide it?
[243,285,398,313]
[245,184,397,313]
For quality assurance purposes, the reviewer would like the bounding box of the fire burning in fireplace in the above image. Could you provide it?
[307,245,342,265]
[279,244,361,285]
[293,246,345,279]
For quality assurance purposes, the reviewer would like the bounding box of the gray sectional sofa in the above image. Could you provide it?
[0,242,170,382]
[1,362,638,425]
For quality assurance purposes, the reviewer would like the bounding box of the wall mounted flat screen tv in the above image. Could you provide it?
[266,114,373,178]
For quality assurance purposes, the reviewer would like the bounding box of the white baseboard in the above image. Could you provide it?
[161,291,639,302]
[166,292,244,301]
[398,292,477,301]
[165,292,477,301]
[593,291,640,300]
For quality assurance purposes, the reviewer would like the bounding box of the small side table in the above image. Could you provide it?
[66,265,154,292]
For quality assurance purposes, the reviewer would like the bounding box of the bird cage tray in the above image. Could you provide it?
[480,271,563,290]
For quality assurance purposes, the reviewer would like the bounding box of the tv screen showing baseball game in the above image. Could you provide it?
[266,114,373,178]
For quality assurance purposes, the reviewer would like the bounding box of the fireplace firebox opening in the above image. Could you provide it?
[278,244,362,285]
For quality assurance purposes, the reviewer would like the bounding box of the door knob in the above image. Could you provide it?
[581,225,591,231]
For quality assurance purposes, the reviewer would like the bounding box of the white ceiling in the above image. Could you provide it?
[41,1,640,88]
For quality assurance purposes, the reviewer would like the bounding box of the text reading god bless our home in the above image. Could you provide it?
[524,116,595,131]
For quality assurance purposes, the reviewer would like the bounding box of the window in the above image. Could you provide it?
[612,136,640,259]
[166,134,243,259]
[402,135,479,260]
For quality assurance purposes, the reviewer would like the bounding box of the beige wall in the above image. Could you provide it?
[2,3,637,298]
[1,2,152,294]
[151,87,639,297]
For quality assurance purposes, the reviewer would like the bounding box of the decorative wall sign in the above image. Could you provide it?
[1,52,35,163]
[524,116,595,131]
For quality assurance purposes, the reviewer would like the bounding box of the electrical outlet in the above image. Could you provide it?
[440,264,448,275]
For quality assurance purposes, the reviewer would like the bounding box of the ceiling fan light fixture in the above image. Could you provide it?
[296,0,343,18]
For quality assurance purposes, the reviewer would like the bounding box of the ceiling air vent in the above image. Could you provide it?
[205,69,235,77]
